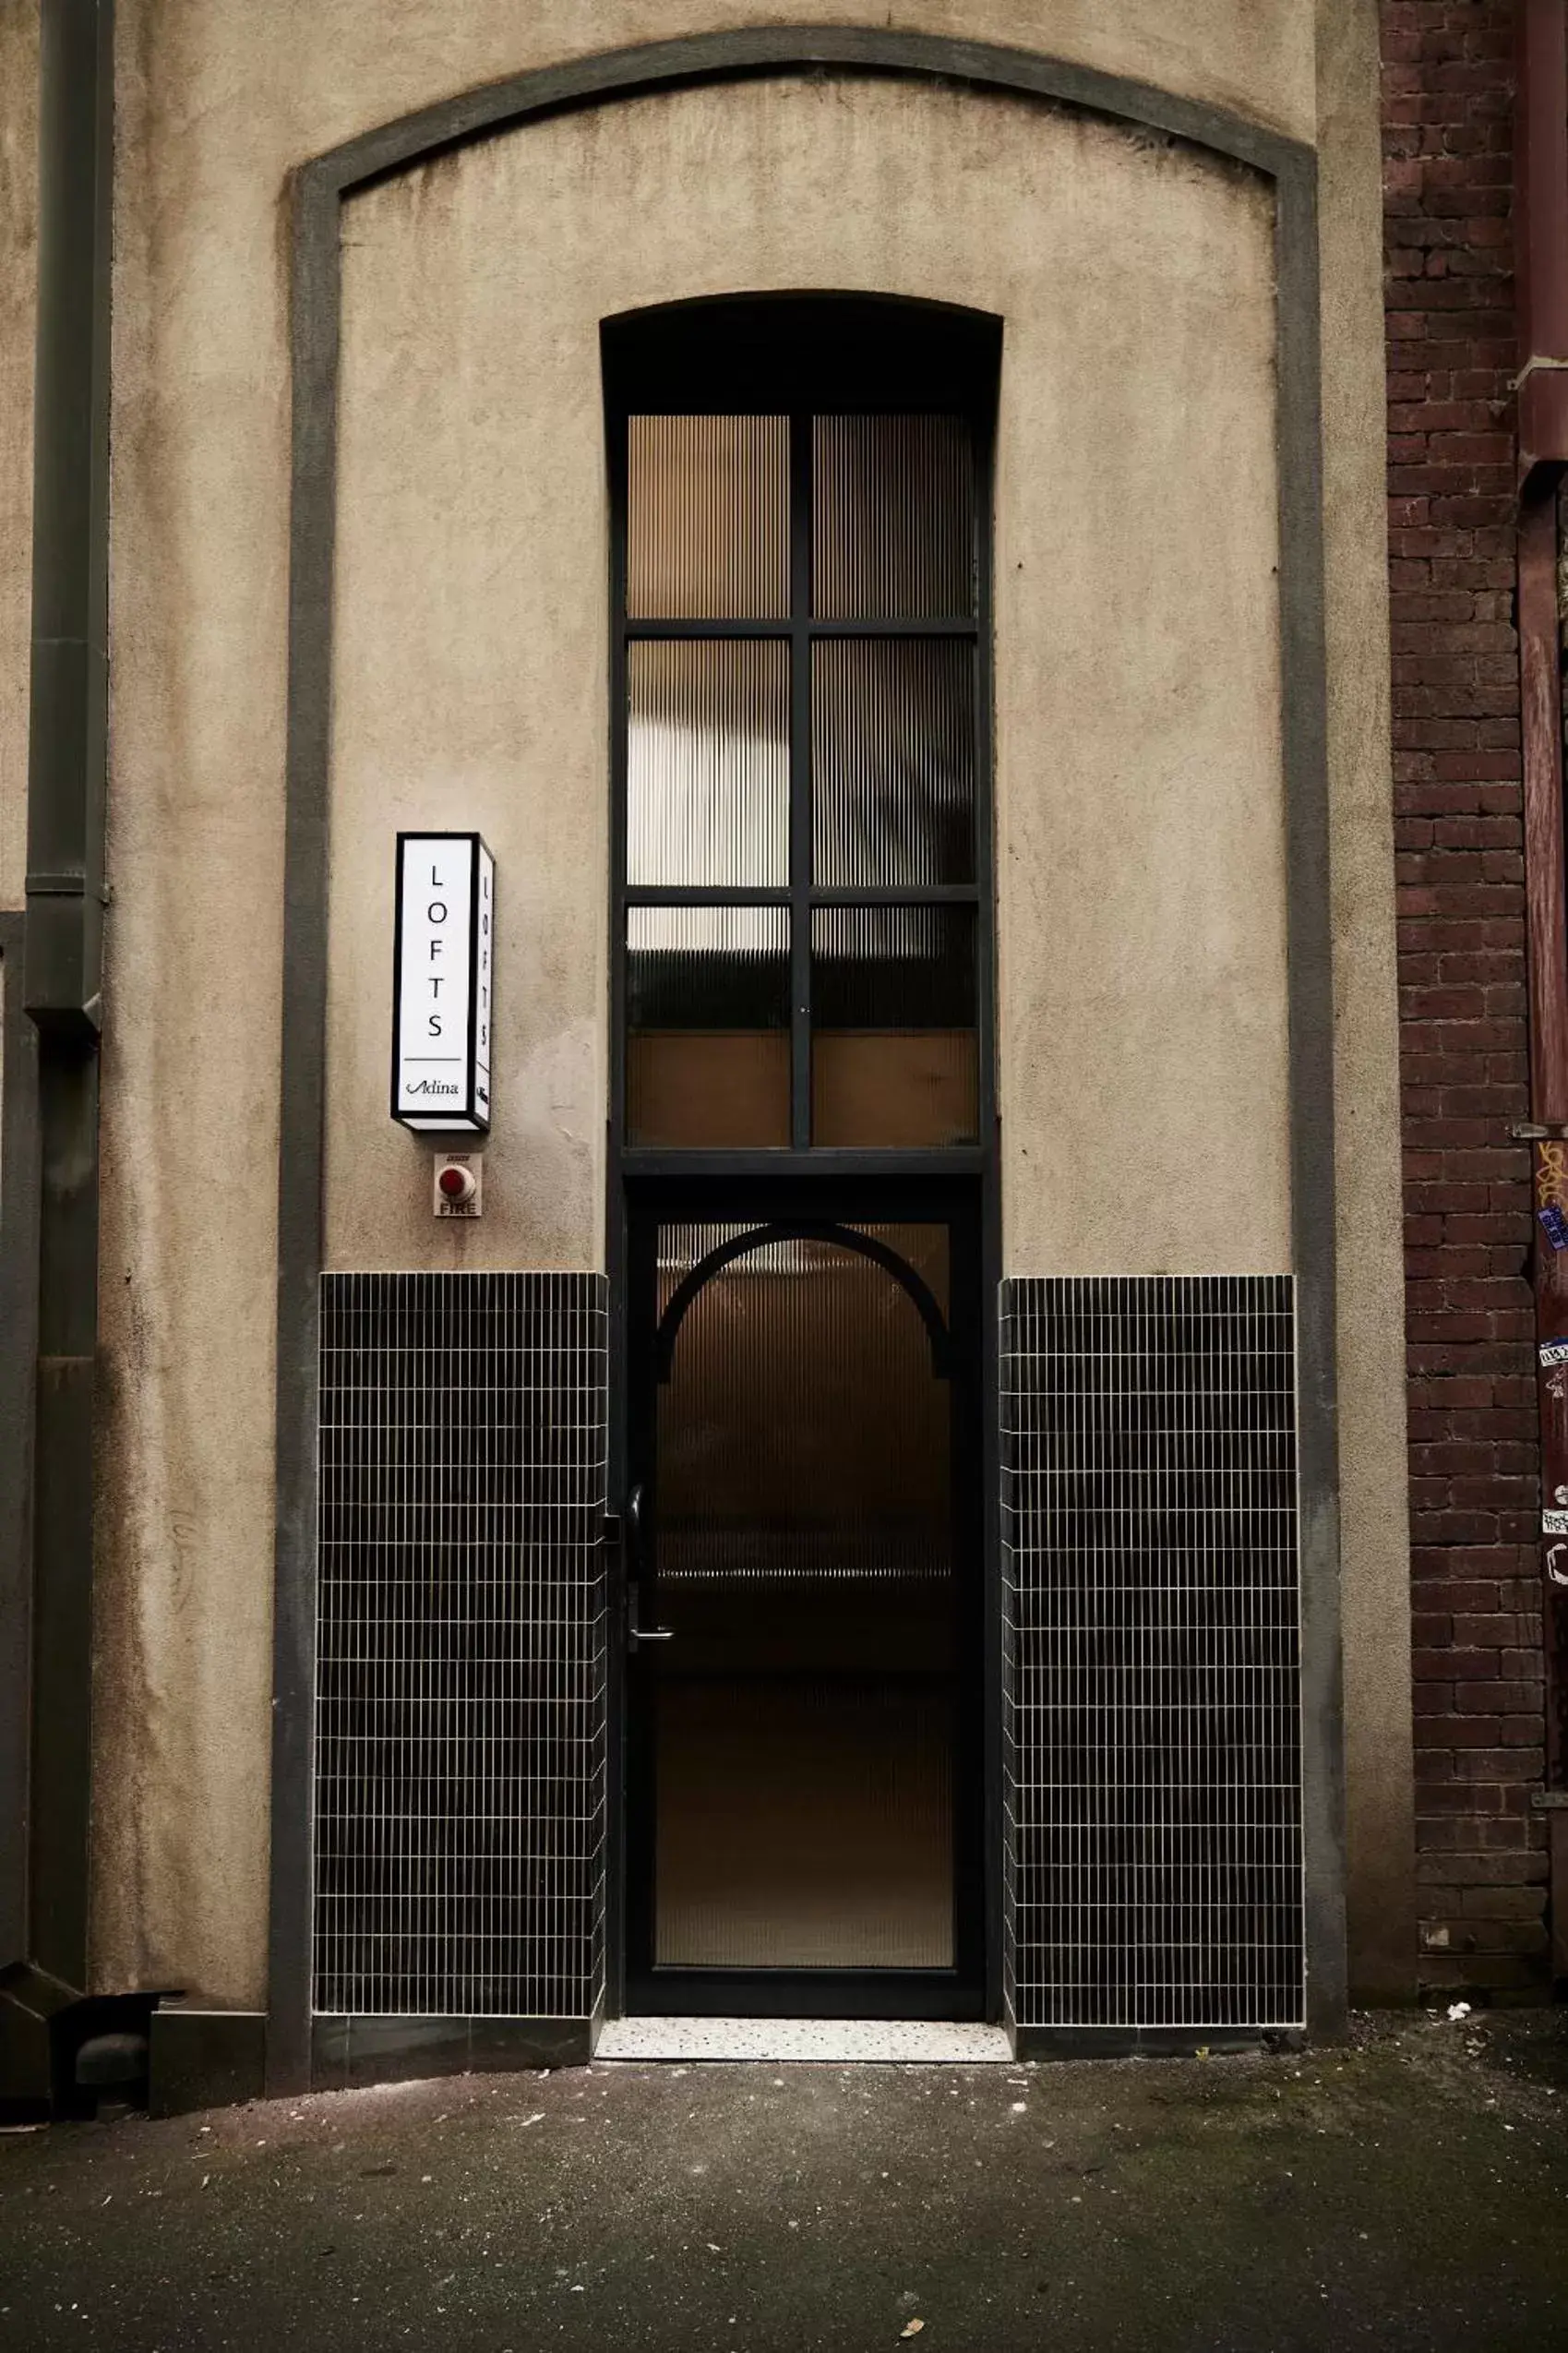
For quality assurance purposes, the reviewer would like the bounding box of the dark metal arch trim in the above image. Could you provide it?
[654,1221,952,1384]
[302,30,1312,198]
[269,27,1342,2095]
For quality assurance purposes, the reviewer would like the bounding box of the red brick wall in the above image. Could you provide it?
[1382,0,1550,1994]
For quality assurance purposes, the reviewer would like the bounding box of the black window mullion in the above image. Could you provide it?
[626,885,791,907]
[626,618,793,640]
[790,411,812,1151]
[624,616,976,640]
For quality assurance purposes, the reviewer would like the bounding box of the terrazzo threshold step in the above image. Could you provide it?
[594,2019,1012,2063]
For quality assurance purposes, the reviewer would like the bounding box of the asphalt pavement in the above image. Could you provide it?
[2,2009,1565,2351]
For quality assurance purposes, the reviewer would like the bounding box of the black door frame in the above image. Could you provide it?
[617,1175,990,2020]
[601,299,1003,2019]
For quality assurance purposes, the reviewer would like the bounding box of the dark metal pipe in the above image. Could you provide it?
[1518,491,1568,1794]
[0,914,42,1973]
[1513,1,1568,1812]
[18,0,115,1994]
[1515,0,1568,482]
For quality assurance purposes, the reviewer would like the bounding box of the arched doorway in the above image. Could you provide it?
[623,1193,986,2016]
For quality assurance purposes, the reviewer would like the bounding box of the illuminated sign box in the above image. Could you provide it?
[390,833,493,1134]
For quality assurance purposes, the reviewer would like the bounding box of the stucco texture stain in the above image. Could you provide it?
[329,78,1286,1277]
[94,0,293,2002]
[0,0,38,913]
[1312,0,1415,1998]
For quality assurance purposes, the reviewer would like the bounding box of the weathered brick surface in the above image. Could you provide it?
[1382,1,1549,1994]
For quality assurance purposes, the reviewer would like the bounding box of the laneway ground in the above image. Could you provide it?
[1,2012,1564,2352]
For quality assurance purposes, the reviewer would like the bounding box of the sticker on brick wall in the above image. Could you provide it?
[1539,1339,1568,1365]
[1542,1509,1568,1534]
[1538,1206,1568,1252]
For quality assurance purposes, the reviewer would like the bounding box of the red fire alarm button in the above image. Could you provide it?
[433,1157,481,1215]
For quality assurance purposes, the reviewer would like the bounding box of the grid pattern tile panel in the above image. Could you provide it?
[314,1272,607,2019]
[1001,1276,1303,2032]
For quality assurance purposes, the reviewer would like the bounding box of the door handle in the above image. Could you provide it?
[624,1483,674,1646]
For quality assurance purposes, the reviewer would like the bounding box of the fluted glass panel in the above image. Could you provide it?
[652,1222,955,1967]
[811,640,976,886]
[628,415,789,618]
[628,642,789,887]
[626,906,790,1146]
[813,414,973,618]
[811,906,978,1146]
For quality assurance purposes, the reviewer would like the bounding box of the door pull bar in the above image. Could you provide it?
[623,1483,673,1644]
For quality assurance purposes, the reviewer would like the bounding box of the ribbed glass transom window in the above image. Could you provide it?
[620,408,982,1150]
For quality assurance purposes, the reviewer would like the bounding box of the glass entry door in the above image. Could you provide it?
[623,1188,984,2016]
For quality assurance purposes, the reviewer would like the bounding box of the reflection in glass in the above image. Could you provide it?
[811,906,978,1146]
[628,415,789,618]
[627,906,790,1146]
[628,641,789,887]
[813,414,974,618]
[811,640,976,887]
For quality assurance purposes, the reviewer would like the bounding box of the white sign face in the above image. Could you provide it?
[391,834,494,1134]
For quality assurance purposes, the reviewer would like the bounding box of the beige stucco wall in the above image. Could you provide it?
[92,0,1401,2013]
[326,79,1286,1279]
[0,0,38,915]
